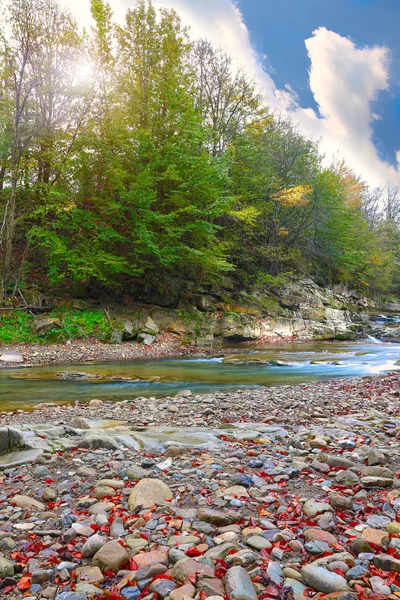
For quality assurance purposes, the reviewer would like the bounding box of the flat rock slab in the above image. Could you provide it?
[0,352,23,363]
[0,448,43,469]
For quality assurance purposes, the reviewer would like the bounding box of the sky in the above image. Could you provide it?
[62,0,400,188]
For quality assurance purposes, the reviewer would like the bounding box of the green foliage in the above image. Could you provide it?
[0,0,399,306]
[0,309,113,344]
[0,312,36,344]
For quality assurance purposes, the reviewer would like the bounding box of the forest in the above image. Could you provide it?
[0,0,399,306]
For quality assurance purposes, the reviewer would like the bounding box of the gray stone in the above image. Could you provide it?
[335,470,360,486]
[82,534,105,558]
[224,566,258,600]
[78,435,119,450]
[374,554,400,572]
[301,565,349,593]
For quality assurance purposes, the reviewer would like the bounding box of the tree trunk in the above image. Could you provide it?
[0,171,17,302]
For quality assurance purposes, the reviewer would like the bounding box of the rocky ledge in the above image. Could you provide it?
[0,372,400,600]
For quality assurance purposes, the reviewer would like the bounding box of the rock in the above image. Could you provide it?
[0,427,24,454]
[78,435,119,450]
[0,352,23,363]
[134,551,168,569]
[149,579,176,599]
[92,540,129,573]
[350,539,373,556]
[326,456,355,468]
[373,554,400,572]
[224,566,258,600]
[128,478,173,510]
[43,488,57,502]
[170,558,214,583]
[335,470,360,486]
[127,467,149,481]
[361,465,393,478]
[0,557,14,578]
[303,499,333,518]
[304,528,337,545]
[361,476,393,488]
[197,508,235,526]
[169,583,195,600]
[367,448,386,466]
[12,494,45,510]
[82,534,105,558]
[56,594,86,600]
[76,566,104,585]
[34,317,62,334]
[301,565,349,593]
[329,492,353,511]
[360,528,389,548]
[245,535,272,550]
[75,584,103,597]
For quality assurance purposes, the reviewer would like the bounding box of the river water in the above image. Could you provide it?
[0,340,399,410]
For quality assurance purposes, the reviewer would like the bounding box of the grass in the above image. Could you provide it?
[0,308,114,344]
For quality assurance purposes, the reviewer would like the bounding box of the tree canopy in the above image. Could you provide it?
[0,0,399,304]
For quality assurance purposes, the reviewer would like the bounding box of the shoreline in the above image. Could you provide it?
[0,333,311,367]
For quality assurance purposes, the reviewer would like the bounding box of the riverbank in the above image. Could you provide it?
[0,333,299,366]
[1,372,400,599]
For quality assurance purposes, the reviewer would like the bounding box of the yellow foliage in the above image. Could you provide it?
[272,185,312,208]
[229,205,261,226]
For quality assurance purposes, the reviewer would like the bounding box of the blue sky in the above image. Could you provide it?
[65,0,400,186]
[237,0,400,169]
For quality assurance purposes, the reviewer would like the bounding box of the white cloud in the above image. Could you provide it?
[62,0,400,186]
[291,27,400,187]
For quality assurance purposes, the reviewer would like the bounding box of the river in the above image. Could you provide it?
[0,339,399,410]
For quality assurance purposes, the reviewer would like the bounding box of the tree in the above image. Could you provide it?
[192,39,267,156]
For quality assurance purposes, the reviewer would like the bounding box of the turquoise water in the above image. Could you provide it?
[0,340,399,410]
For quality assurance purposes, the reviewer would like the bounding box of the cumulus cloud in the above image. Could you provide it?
[291,27,400,187]
[62,0,400,186]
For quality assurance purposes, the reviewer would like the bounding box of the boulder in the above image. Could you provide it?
[34,317,62,334]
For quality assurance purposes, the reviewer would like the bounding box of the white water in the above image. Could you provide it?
[367,334,383,344]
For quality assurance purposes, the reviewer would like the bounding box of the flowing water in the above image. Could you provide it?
[0,339,399,411]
